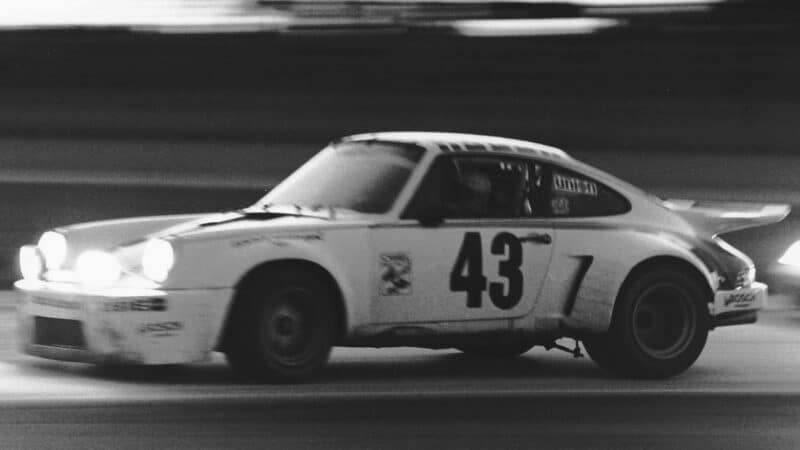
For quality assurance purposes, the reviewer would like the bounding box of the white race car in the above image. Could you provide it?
[15,132,789,381]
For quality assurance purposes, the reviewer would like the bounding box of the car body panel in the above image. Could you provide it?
[531,223,714,335]
[369,220,554,324]
[16,278,229,365]
[53,214,206,269]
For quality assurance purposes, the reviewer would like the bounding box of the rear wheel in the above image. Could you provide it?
[583,267,710,379]
[224,268,337,382]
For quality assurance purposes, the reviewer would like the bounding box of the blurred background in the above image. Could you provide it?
[0,0,798,286]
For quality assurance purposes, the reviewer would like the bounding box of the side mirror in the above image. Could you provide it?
[415,203,445,227]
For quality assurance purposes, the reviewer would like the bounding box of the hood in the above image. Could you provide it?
[151,205,370,240]
[663,199,790,236]
[153,211,362,242]
[55,213,207,268]
[53,208,365,269]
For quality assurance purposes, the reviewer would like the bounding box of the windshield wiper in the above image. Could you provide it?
[310,204,340,219]
[199,209,284,227]
[253,203,337,219]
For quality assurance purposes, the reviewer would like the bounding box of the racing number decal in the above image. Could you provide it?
[450,232,487,308]
[449,232,523,310]
[490,232,523,309]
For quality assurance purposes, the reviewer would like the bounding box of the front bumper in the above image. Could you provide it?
[711,282,768,328]
[15,279,233,365]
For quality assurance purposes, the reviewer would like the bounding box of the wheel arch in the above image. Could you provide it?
[216,259,348,351]
[583,254,714,378]
[616,255,715,312]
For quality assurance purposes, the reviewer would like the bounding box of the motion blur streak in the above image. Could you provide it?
[449,17,621,36]
[576,0,723,5]
[0,0,729,34]
[0,0,290,32]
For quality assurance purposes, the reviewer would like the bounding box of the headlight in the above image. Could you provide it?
[19,246,43,280]
[38,231,67,270]
[142,239,174,283]
[75,250,121,287]
[778,241,800,267]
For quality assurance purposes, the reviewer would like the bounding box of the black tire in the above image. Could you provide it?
[224,268,337,383]
[457,341,534,358]
[583,267,710,379]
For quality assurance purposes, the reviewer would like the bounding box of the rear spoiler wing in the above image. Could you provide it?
[663,199,790,235]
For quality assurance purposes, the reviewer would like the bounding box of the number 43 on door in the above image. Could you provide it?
[449,232,523,310]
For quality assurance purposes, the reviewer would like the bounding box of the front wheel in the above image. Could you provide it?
[584,267,710,379]
[224,269,337,383]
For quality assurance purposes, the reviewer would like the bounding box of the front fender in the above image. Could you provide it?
[164,227,372,336]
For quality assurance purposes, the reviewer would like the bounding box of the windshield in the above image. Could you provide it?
[258,141,425,214]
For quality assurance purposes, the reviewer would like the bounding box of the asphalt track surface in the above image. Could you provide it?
[2,294,800,449]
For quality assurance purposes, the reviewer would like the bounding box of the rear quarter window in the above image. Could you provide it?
[548,168,630,217]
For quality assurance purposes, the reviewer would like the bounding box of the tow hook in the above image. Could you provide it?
[545,339,584,358]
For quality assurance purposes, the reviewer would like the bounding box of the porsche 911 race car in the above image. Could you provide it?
[15,132,790,381]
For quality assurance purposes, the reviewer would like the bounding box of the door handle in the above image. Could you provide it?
[519,232,552,244]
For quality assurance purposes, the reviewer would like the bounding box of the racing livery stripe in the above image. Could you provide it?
[464,143,488,152]
[434,142,565,159]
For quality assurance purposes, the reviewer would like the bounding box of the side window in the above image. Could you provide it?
[547,167,630,217]
[403,156,533,219]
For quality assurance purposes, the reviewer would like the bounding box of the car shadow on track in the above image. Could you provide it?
[15,347,716,386]
[321,351,603,383]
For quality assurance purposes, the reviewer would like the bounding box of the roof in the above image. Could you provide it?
[341,131,571,161]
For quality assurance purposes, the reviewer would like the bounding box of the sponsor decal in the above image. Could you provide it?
[724,291,756,308]
[380,253,412,296]
[103,298,167,313]
[272,232,323,241]
[551,197,570,216]
[553,173,598,196]
[231,234,273,248]
[138,321,183,337]
[31,296,82,310]
[97,320,125,349]
[231,232,323,248]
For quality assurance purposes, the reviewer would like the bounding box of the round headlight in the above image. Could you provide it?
[778,241,800,267]
[75,250,121,287]
[142,239,174,283]
[38,231,67,270]
[19,246,43,280]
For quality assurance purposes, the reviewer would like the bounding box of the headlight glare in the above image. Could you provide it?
[75,250,121,287]
[19,246,43,280]
[142,239,174,283]
[38,231,67,270]
[778,241,800,267]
